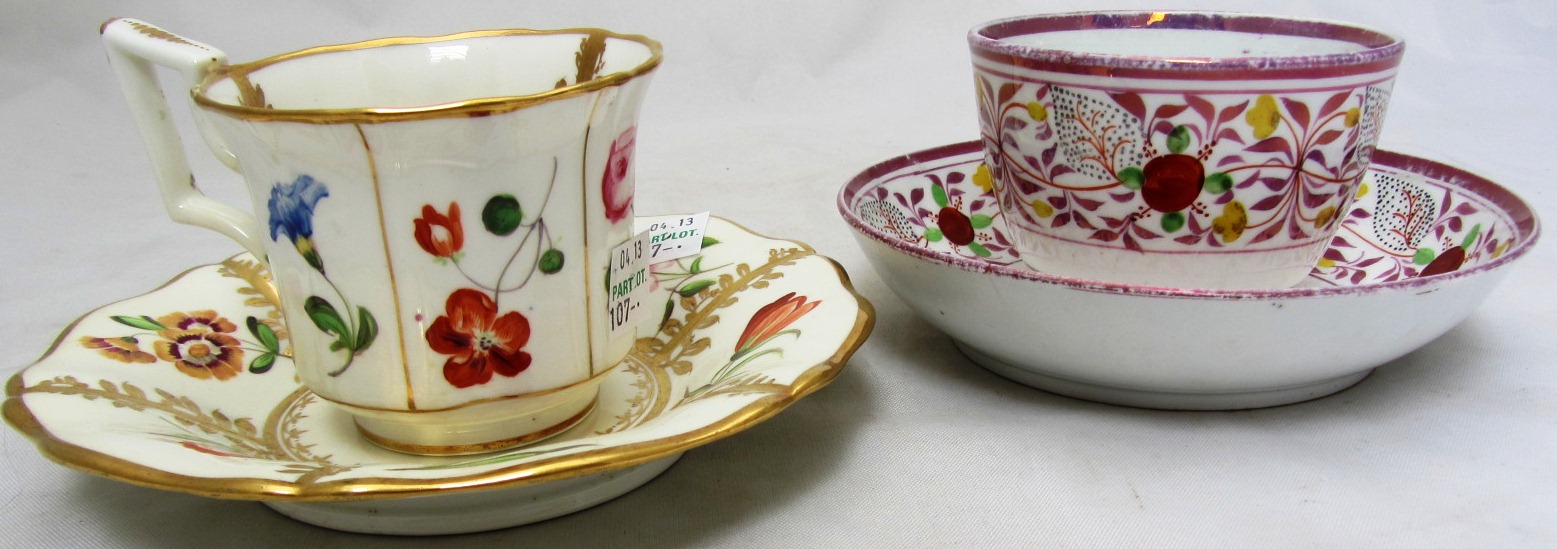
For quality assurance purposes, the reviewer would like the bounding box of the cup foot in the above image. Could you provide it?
[263,454,681,535]
[955,341,1371,410]
[1012,233,1326,289]
[356,397,596,455]
[348,380,602,455]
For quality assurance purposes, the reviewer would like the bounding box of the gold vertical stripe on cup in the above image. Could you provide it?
[356,124,416,410]
[581,93,604,377]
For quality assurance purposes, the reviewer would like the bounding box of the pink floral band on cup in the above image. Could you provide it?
[969,11,1405,289]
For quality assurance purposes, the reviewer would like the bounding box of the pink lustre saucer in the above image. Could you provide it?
[4,216,874,535]
[840,142,1537,410]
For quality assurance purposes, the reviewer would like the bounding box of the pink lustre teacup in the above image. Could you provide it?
[101,19,660,454]
[969,11,1403,288]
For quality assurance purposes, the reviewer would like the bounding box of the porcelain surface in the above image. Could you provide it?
[4,216,873,535]
[969,11,1404,288]
[840,141,1536,410]
[102,19,664,452]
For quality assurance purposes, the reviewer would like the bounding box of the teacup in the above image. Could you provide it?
[969,11,1404,288]
[101,19,661,454]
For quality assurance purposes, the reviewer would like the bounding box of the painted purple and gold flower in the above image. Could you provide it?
[153,330,246,381]
[79,336,155,364]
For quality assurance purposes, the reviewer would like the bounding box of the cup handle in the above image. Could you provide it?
[100,18,267,261]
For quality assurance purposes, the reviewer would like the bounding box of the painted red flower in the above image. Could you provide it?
[734,292,821,358]
[1141,154,1204,213]
[936,207,976,246]
[414,202,464,258]
[602,127,636,223]
[1420,246,1466,277]
[425,289,533,388]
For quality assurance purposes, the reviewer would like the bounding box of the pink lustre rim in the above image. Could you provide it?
[969,11,1405,81]
[837,141,1539,301]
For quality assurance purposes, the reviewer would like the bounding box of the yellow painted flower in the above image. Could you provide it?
[1317,257,1337,269]
[1246,94,1281,139]
[1344,107,1361,128]
[80,336,156,364]
[1030,199,1054,218]
[1027,102,1048,122]
[1355,183,1370,198]
[1314,205,1338,229]
[972,164,995,194]
[1212,201,1248,242]
[1494,240,1510,259]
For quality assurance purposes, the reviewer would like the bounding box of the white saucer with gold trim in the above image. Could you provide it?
[4,216,874,535]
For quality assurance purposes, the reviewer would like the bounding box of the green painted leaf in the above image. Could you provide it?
[925,227,944,242]
[250,353,275,374]
[701,236,720,248]
[1204,172,1234,193]
[1167,125,1192,154]
[689,256,704,274]
[679,279,715,297]
[970,214,994,229]
[111,315,164,331]
[1119,167,1145,190]
[968,242,992,257]
[1161,211,1186,232]
[482,194,523,236]
[354,307,378,352]
[1413,248,1437,265]
[304,296,350,341]
[931,183,949,208]
[247,316,280,353]
[302,246,325,273]
[1462,223,1482,249]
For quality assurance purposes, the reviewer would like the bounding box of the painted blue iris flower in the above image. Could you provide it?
[267,175,329,271]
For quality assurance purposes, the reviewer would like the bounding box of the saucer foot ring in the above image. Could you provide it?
[263,454,681,535]
[955,341,1372,411]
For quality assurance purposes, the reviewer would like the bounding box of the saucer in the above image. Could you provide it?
[840,142,1537,410]
[4,216,874,535]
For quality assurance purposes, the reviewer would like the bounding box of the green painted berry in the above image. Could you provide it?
[483,194,523,236]
[539,248,564,274]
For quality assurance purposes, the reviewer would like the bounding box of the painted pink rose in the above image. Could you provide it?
[602,127,636,223]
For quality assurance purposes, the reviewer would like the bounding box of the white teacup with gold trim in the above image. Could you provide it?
[100,19,661,455]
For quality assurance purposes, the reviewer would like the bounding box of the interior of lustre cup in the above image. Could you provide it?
[195,29,660,117]
[971,11,1402,70]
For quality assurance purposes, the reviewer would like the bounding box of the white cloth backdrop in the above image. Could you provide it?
[2,0,1553,546]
